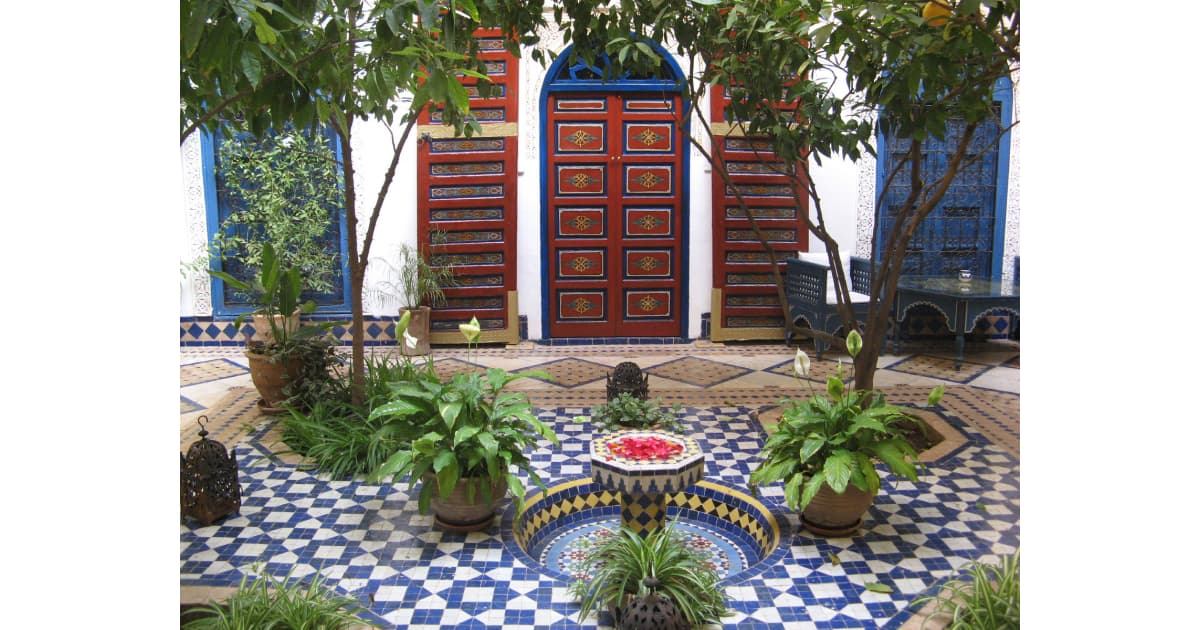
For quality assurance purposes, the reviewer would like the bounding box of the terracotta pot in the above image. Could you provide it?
[399,306,432,356]
[250,310,301,344]
[422,473,507,532]
[245,349,304,414]
[801,481,876,537]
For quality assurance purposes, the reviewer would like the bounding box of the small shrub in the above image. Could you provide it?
[581,393,685,433]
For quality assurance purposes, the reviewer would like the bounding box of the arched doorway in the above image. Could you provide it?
[539,43,689,339]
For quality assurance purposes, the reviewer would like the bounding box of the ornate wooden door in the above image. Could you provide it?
[545,93,684,338]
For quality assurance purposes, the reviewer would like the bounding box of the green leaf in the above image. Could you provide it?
[417,478,436,514]
[445,77,470,112]
[871,439,920,482]
[435,455,460,500]
[783,472,804,510]
[824,451,854,493]
[440,401,463,430]
[927,384,945,407]
[368,399,422,421]
[476,431,499,456]
[864,583,893,594]
[799,436,826,463]
[799,471,826,512]
[827,552,841,566]
[369,449,412,484]
[453,425,482,447]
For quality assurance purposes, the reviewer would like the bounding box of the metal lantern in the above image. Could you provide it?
[607,361,650,401]
[180,416,241,526]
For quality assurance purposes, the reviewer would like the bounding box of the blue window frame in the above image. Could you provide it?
[200,125,352,316]
[874,77,1013,280]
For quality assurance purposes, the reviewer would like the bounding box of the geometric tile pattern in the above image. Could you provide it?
[522,357,612,387]
[643,356,751,387]
[432,357,488,382]
[180,387,261,451]
[180,396,205,414]
[182,403,1019,629]
[883,354,994,384]
[766,356,855,383]
[180,359,248,386]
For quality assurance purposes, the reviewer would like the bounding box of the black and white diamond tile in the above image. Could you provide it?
[182,403,1019,629]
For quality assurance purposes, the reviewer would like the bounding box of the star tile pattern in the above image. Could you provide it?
[642,357,751,387]
[521,358,613,388]
[181,359,248,386]
[883,355,994,384]
[182,402,1019,629]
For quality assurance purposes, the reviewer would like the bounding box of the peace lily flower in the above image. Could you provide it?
[793,348,810,378]
[396,309,412,336]
[403,329,419,350]
[846,329,863,358]
[459,316,481,343]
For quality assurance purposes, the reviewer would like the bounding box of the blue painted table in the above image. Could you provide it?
[893,276,1020,369]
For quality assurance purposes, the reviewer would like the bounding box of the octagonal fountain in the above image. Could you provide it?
[504,428,789,584]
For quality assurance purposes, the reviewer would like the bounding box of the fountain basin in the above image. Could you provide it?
[505,478,788,584]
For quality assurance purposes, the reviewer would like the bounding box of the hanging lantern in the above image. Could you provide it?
[607,361,650,401]
[180,415,241,525]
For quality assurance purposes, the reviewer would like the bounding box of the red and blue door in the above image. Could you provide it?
[544,92,686,338]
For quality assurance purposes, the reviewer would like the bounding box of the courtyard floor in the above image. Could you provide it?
[180,337,1019,629]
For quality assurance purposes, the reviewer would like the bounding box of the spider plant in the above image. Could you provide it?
[567,523,728,627]
[182,565,379,629]
[914,549,1020,629]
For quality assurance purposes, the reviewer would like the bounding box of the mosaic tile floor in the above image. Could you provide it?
[180,340,1019,629]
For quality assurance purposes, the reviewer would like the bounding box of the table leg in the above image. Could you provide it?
[954,333,964,370]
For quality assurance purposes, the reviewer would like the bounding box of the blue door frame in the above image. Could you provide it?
[200,126,352,316]
[873,77,1013,280]
[539,42,691,338]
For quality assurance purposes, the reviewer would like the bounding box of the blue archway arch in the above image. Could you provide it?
[538,41,691,339]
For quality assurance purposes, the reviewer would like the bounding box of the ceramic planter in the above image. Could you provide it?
[250,310,301,345]
[245,350,303,414]
[399,306,432,356]
[800,481,876,537]
[422,473,508,532]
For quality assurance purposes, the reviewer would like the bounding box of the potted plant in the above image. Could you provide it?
[749,330,944,536]
[367,318,559,531]
[208,242,330,413]
[568,523,729,628]
[576,393,685,434]
[393,241,456,356]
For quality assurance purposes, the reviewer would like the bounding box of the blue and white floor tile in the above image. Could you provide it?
[181,401,1019,629]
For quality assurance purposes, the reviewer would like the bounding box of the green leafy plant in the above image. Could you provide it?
[210,127,346,295]
[577,393,685,434]
[567,523,728,627]
[396,240,457,309]
[367,318,559,514]
[278,354,437,478]
[182,565,380,629]
[913,550,1020,629]
[207,241,323,353]
[750,330,944,512]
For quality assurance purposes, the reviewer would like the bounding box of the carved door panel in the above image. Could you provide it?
[546,93,684,338]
